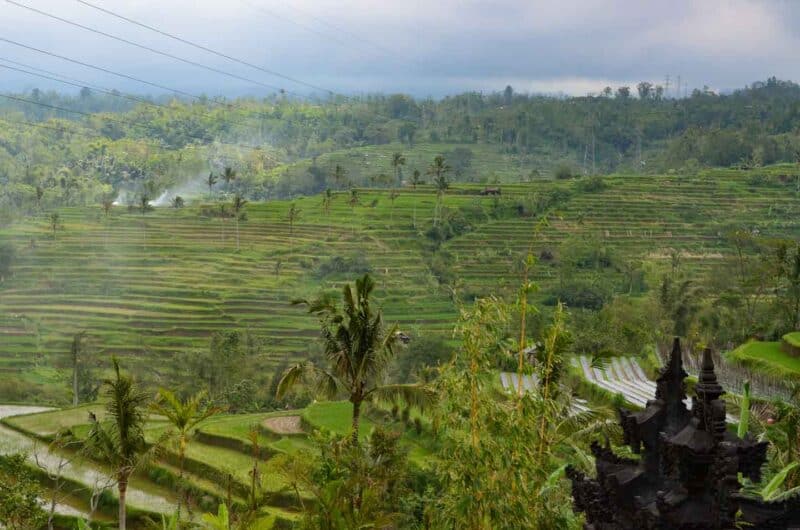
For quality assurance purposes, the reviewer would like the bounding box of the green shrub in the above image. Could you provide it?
[545,283,608,310]
[576,176,607,192]
[554,164,576,179]
[315,254,372,278]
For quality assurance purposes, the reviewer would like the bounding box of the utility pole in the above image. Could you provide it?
[665,75,671,99]
[676,75,681,99]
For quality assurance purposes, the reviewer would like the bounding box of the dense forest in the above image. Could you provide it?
[3,77,800,216]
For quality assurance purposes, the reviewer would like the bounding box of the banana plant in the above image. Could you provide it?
[760,462,800,501]
[737,380,751,439]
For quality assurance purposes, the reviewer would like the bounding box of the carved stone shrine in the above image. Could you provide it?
[568,337,800,529]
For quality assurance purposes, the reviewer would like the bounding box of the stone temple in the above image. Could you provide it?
[567,337,800,529]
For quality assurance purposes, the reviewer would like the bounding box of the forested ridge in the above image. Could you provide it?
[3,77,800,215]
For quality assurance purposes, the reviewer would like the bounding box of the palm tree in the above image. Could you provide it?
[287,203,301,237]
[410,169,423,228]
[391,152,406,187]
[150,390,221,516]
[333,164,347,190]
[48,212,62,239]
[222,166,237,191]
[427,155,450,226]
[139,194,151,216]
[206,172,218,195]
[101,197,114,217]
[348,189,360,210]
[231,195,248,251]
[348,189,360,235]
[410,169,423,189]
[35,185,45,210]
[278,273,431,444]
[70,331,88,407]
[87,359,157,530]
[388,189,399,223]
[322,189,334,235]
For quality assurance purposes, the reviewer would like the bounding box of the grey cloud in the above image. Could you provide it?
[0,0,798,97]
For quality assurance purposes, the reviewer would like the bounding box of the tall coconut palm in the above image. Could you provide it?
[391,152,406,187]
[287,203,301,237]
[278,273,432,444]
[87,359,157,530]
[410,169,423,189]
[150,390,221,516]
[221,166,237,191]
[48,212,62,239]
[388,189,399,223]
[206,172,218,195]
[322,189,334,235]
[101,197,114,217]
[427,155,450,227]
[348,189,360,235]
[70,331,88,407]
[332,164,347,190]
[410,169,423,228]
[231,195,248,251]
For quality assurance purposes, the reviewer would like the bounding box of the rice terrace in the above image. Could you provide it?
[2,1,800,529]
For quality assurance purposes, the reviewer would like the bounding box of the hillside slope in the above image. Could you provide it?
[1,165,799,401]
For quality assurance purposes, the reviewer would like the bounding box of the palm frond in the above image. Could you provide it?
[369,383,435,411]
[276,362,310,399]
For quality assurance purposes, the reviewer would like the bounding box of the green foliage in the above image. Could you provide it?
[429,298,593,529]
[554,164,576,180]
[738,381,751,439]
[575,175,607,192]
[546,282,609,310]
[0,454,47,530]
[314,255,372,279]
[279,274,431,444]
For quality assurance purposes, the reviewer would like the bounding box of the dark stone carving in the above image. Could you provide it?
[568,337,800,530]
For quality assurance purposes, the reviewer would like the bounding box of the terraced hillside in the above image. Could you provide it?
[1,165,799,398]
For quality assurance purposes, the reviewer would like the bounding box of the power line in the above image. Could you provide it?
[0,37,204,102]
[6,0,309,98]
[0,60,161,109]
[0,56,281,137]
[9,0,406,126]
[0,115,102,140]
[75,0,336,96]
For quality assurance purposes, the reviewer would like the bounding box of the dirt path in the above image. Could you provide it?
[262,415,303,434]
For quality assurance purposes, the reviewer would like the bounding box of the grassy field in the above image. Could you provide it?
[1,163,800,399]
[727,340,800,377]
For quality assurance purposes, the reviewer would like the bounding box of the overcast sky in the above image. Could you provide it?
[1,0,799,99]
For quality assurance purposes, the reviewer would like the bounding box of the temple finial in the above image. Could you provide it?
[699,347,717,383]
[696,347,724,402]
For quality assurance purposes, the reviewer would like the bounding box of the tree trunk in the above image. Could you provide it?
[72,365,78,407]
[177,447,185,517]
[235,217,240,251]
[118,477,128,530]
[351,398,362,445]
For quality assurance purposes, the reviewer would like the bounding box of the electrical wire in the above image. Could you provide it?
[75,0,336,96]
[5,0,310,98]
